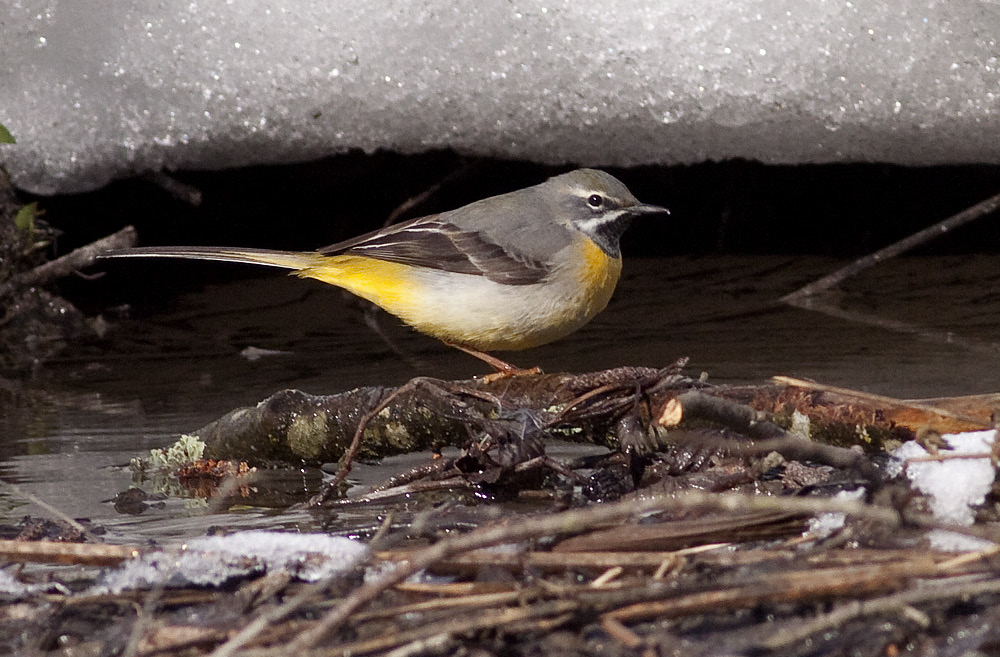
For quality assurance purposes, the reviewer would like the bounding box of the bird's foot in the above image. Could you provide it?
[479,365,543,385]
[442,340,543,382]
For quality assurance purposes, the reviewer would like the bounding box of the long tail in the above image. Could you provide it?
[99,246,325,271]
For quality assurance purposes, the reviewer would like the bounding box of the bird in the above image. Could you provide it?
[100,169,668,375]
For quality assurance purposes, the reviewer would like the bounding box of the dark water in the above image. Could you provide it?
[3,255,1000,545]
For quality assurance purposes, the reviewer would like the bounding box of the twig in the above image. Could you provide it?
[365,451,458,494]
[0,225,137,300]
[591,566,624,587]
[778,298,1000,355]
[530,456,589,483]
[374,549,684,573]
[307,378,500,505]
[333,476,474,505]
[331,600,579,656]
[361,303,426,369]
[781,189,1000,302]
[393,581,518,595]
[367,514,395,551]
[206,566,360,657]
[0,480,99,544]
[381,634,457,657]
[0,539,138,566]
[904,452,993,463]
[554,381,636,423]
[553,366,679,425]
[602,616,645,649]
[717,435,877,476]
[603,561,941,623]
[143,171,203,206]
[382,162,478,227]
[757,576,1000,651]
[772,376,992,427]
[936,544,1000,570]
[350,590,525,622]
[121,585,169,657]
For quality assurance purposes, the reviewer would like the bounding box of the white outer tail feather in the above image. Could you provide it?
[100,247,321,271]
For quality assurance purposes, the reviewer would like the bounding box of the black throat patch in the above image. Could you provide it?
[588,213,633,258]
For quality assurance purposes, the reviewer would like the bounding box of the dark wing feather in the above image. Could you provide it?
[318,216,551,285]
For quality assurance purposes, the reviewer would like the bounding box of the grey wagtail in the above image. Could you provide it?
[101,169,668,373]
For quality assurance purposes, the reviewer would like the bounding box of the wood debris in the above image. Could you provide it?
[1,366,999,656]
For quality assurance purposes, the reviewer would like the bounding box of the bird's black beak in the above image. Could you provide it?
[629,203,670,217]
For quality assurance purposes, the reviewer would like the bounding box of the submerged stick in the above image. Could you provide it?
[781,189,1000,302]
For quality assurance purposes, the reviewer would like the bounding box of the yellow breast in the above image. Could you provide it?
[575,235,623,317]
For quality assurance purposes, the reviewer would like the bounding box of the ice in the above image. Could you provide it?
[805,487,865,540]
[0,569,69,598]
[2,1,999,194]
[98,530,367,593]
[0,569,45,597]
[892,430,997,552]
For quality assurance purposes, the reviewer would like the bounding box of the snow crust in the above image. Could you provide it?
[805,487,865,540]
[2,1,999,194]
[98,530,367,593]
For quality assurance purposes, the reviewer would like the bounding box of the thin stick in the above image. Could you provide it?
[780,297,1000,355]
[307,377,500,505]
[781,189,1000,302]
[143,171,203,206]
[0,225,137,300]
[351,590,525,622]
[0,539,138,566]
[591,566,624,587]
[206,568,357,657]
[334,476,474,505]
[905,452,993,463]
[757,577,1000,651]
[307,377,434,504]
[382,162,478,227]
[936,544,1000,570]
[332,600,578,656]
[0,480,98,543]
[375,549,684,572]
[604,561,940,623]
[602,616,644,649]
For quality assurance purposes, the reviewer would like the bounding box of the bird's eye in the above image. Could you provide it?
[587,194,604,208]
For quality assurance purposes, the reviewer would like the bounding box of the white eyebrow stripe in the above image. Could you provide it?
[567,188,629,205]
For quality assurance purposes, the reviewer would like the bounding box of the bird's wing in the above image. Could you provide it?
[318,215,552,285]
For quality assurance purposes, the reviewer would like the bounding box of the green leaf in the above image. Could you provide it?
[0,123,14,144]
[15,202,37,233]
